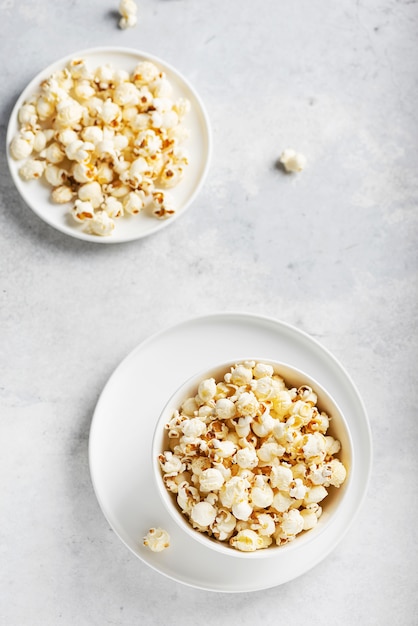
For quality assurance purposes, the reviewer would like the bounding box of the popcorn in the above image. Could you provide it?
[85,210,115,236]
[211,439,237,459]
[45,164,67,187]
[197,377,217,403]
[279,509,304,539]
[143,527,170,552]
[230,364,253,386]
[10,132,34,160]
[232,499,253,521]
[10,57,191,236]
[235,391,259,417]
[18,158,45,181]
[158,451,185,475]
[72,199,95,222]
[36,97,55,120]
[190,501,217,528]
[250,476,274,508]
[102,196,124,219]
[279,148,307,173]
[33,131,48,153]
[327,459,347,487]
[272,490,293,513]
[55,98,84,128]
[113,82,140,106]
[230,529,271,552]
[199,468,225,492]
[253,362,274,379]
[212,509,236,541]
[253,512,276,537]
[219,476,250,509]
[119,0,138,29]
[303,485,328,505]
[51,185,73,204]
[181,417,206,438]
[289,478,308,500]
[72,162,96,184]
[18,103,38,128]
[235,446,258,469]
[42,142,65,164]
[158,361,347,552]
[151,190,175,219]
[302,432,327,462]
[57,129,79,147]
[78,181,103,208]
[133,61,160,86]
[257,441,285,464]
[65,140,95,163]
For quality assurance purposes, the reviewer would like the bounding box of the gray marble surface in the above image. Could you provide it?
[1,0,417,624]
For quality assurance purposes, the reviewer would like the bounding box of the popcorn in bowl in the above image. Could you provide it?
[9,57,191,237]
[153,360,351,555]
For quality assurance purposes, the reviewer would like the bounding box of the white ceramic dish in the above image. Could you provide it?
[6,47,211,243]
[89,312,372,592]
[153,358,353,558]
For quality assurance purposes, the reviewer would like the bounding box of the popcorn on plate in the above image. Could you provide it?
[143,527,170,552]
[158,361,347,552]
[9,57,191,236]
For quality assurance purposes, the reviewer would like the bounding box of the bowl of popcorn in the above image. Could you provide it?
[7,47,211,242]
[152,359,352,557]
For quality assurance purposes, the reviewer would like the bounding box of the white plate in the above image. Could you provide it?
[6,47,211,243]
[89,312,372,592]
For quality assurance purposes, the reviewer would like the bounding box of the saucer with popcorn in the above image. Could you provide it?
[89,312,371,590]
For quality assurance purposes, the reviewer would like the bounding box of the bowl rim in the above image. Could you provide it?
[152,357,354,558]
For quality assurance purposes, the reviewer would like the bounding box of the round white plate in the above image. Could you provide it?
[89,312,372,592]
[6,47,211,243]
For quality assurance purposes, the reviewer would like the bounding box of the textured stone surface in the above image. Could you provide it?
[0,0,417,623]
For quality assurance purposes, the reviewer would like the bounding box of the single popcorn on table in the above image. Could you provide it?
[118,0,138,29]
[158,361,348,552]
[9,55,192,236]
[143,527,170,553]
[279,148,307,173]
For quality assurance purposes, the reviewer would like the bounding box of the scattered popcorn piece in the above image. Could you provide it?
[143,527,170,552]
[119,0,138,29]
[9,56,192,236]
[279,148,307,173]
[158,361,347,552]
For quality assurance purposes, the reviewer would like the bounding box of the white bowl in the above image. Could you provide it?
[152,358,353,558]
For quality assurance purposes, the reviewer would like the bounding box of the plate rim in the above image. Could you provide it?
[88,311,373,592]
[6,45,212,243]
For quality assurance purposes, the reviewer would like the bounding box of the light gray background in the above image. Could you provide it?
[1,0,417,624]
